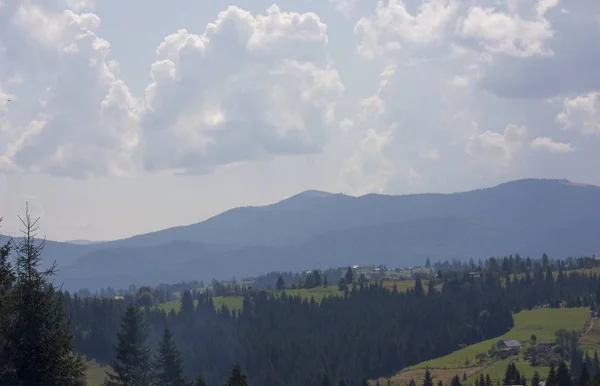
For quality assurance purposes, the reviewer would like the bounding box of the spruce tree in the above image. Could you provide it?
[451,375,462,386]
[547,365,557,386]
[556,362,571,386]
[180,290,194,313]
[8,211,86,385]
[155,328,186,386]
[194,373,208,386]
[276,276,286,291]
[0,231,15,383]
[485,374,493,386]
[227,363,249,386]
[345,267,354,284]
[423,368,434,386]
[531,371,541,386]
[579,362,590,386]
[105,305,153,386]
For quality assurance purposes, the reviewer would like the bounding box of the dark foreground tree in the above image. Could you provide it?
[4,210,86,385]
[155,328,186,386]
[105,306,153,386]
[0,222,15,382]
[423,368,434,386]
[194,373,208,386]
[227,363,249,386]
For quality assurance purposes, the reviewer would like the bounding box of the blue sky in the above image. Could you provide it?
[0,0,599,241]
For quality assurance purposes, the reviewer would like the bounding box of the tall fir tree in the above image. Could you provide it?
[532,371,541,386]
[105,306,153,386]
[451,375,462,386]
[194,373,208,386]
[155,328,186,386]
[556,362,572,386]
[227,363,249,386]
[180,290,194,314]
[423,368,434,386]
[579,362,590,386]
[547,365,557,386]
[8,210,86,385]
[0,229,15,383]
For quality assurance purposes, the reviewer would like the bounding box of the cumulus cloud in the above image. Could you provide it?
[355,0,458,59]
[466,124,529,171]
[557,92,600,135]
[0,0,139,177]
[531,137,574,153]
[456,5,555,57]
[141,5,344,173]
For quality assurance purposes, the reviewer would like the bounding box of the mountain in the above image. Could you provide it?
[64,239,105,245]
[27,178,600,290]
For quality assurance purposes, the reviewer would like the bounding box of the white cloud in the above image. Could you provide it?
[355,0,458,59]
[531,136,574,153]
[0,0,139,177]
[466,123,528,171]
[339,118,354,132]
[342,128,394,194]
[557,92,600,135]
[456,4,555,57]
[141,5,344,174]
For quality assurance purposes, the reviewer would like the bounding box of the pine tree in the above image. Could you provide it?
[345,267,354,284]
[547,365,557,386]
[438,380,444,386]
[8,210,86,385]
[0,231,15,383]
[556,362,571,386]
[451,375,462,386]
[531,371,541,386]
[485,374,493,386]
[276,276,286,291]
[408,379,416,386]
[181,290,194,313]
[194,373,207,386]
[227,363,249,386]
[579,362,590,386]
[423,368,434,386]
[105,306,153,386]
[155,328,186,386]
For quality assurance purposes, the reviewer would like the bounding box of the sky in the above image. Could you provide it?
[0,0,599,242]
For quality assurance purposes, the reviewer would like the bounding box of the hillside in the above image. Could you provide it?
[28,178,600,290]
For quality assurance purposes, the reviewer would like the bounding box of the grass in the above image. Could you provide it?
[154,282,422,314]
[374,307,592,386]
[85,360,108,386]
[409,307,590,370]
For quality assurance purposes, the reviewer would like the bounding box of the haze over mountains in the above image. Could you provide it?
[23,179,600,290]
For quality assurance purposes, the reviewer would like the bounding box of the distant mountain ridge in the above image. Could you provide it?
[19,178,600,290]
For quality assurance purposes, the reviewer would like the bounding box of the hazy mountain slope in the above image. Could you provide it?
[35,178,600,290]
[100,179,600,249]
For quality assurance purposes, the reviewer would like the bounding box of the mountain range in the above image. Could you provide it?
[9,178,600,291]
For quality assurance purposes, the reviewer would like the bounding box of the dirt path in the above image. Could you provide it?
[583,317,596,336]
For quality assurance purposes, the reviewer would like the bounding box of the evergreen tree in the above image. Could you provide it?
[547,365,557,386]
[227,363,249,386]
[323,275,329,287]
[360,378,368,386]
[408,379,416,386]
[594,352,600,377]
[345,267,354,284]
[423,368,434,386]
[194,373,207,386]
[414,276,425,297]
[180,290,194,313]
[485,374,493,386]
[579,362,590,386]
[276,276,286,291]
[0,231,15,383]
[463,372,467,381]
[451,375,462,386]
[8,211,86,385]
[155,328,186,386]
[556,362,571,386]
[438,380,444,386]
[531,371,541,386]
[105,306,153,386]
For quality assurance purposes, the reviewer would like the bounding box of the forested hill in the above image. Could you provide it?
[31,178,600,290]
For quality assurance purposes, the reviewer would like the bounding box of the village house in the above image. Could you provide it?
[497,340,522,357]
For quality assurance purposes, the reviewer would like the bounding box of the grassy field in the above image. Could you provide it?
[376,307,592,386]
[85,360,108,386]
[155,282,422,314]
